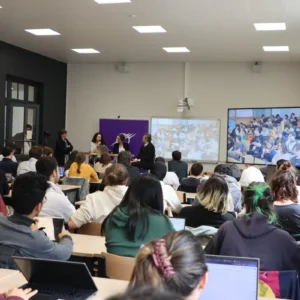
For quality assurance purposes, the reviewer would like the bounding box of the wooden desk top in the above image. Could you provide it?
[0,270,286,300]
[71,233,106,257]
[0,268,18,280]
[60,185,81,191]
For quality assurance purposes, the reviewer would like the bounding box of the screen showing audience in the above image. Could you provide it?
[227,107,300,166]
[200,256,258,300]
[151,118,220,161]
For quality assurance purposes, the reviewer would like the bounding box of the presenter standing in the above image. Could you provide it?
[113,134,130,154]
[132,133,155,170]
[54,129,73,166]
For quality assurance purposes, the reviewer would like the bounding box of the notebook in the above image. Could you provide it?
[13,257,98,300]
[200,255,259,300]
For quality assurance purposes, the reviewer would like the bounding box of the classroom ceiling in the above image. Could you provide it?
[0,0,300,63]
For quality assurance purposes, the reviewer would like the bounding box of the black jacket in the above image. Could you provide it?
[178,177,201,193]
[137,143,155,163]
[205,213,300,274]
[0,169,9,197]
[0,158,18,177]
[168,160,188,181]
[113,143,130,154]
[125,165,140,185]
[179,204,235,228]
[54,138,73,166]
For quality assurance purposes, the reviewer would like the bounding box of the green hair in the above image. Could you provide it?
[245,183,277,224]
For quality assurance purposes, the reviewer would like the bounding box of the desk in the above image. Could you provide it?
[0,269,18,280]
[60,185,81,192]
[0,270,287,300]
[71,233,106,257]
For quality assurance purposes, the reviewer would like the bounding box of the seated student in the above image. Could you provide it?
[94,153,113,177]
[291,144,300,167]
[168,151,188,181]
[68,164,128,229]
[180,174,235,228]
[213,164,242,213]
[113,134,130,155]
[0,172,73,269]
[0,146,18,177]
[64,150,78,174]
[228,136,245,162]
[179,163,204,193]
[117,151,140,185]
[129,231,208,300]
[239,164,265,188]
[42,147,53,157]
[17,146,42,176]
[0,288,37,300]
[155,157,180,190]
[36,157,75,222]
[69,152,99,182]
[102,174,174,257]
[151,162,182,214]
[205,182,300,274]
[271,161,300,235]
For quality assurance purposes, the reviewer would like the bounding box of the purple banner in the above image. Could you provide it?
[99,119,149,157]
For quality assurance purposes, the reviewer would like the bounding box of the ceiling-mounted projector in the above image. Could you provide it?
[177,98,191,112]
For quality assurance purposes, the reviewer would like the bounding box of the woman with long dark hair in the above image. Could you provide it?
[102,174,174,257]
[90,132,106,153]
[205,182,300,274]
[271,161,300,234]
[113,134,130,154]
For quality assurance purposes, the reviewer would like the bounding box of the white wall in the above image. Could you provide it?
[67,62,300,171]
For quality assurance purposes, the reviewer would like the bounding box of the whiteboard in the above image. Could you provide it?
[151,118,220,162]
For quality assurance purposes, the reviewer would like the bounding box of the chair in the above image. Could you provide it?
[176,191,185,204]
[100,252,135,281]
[62,177,89,203]
[76,223,102,236]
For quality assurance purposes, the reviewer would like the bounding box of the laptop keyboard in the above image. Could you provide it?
[22,284,95,300]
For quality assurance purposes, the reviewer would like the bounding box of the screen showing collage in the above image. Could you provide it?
[151,118,220,161]
[227,107,300,166]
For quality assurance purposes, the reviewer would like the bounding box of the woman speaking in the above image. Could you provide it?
[90,132,106,153]
[113,134,130,154]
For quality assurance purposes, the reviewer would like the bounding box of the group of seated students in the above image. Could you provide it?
[228,112,300,165]
[2,138,300,299]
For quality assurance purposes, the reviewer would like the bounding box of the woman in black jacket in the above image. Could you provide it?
[113,134,130,154]
[54,129,73,166]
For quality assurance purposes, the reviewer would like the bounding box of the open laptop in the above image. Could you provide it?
[200,255,259,300]
[13,257,98,300]
[169,218,185,231]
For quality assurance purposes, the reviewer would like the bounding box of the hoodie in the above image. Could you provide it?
[70,185,127,228]
[104,205,174,257]
[205,213,300,274]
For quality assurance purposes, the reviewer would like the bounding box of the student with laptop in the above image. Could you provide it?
[129,231,208,300]
[102,174,174,257]
[151,162,182,214]
[36,157,75,222]
[17,146,43,176]
[68,164,128,229]
[180,174,235,228]
[0,172,73,269]
[205,182,300,274]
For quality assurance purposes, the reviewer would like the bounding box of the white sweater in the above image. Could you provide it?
[71,185,128,228]
[39,182,76,223]
[160,181,182,214]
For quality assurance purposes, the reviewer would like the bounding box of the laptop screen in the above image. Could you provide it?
[13,257,97,291]
[59,166,65,177]
[169,218,185,231]
[200,255,259,300]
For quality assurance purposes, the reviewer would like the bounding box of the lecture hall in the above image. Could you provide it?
[0,0,299,299]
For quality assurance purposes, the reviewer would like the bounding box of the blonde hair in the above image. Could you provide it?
[197,174,231,214]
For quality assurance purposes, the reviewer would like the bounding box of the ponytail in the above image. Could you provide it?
[74,152,86,175]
